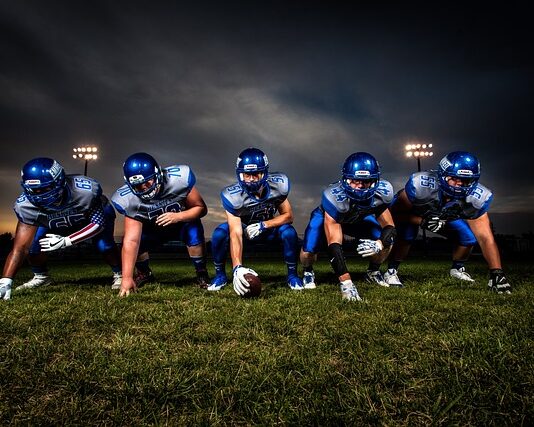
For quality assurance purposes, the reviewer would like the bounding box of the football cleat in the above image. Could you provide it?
[287,274,304,291]
[134,269,155,287]
[450,267,475,282]
[111,272,123,290]
[15,274,53,290]
[365,270,388,287]
[207,273,228,291]
[303,271,316,289]
[340,280,362,301]
[384,269,403,288]
[196,271,210,289]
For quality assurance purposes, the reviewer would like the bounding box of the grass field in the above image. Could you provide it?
[0,257,532,425]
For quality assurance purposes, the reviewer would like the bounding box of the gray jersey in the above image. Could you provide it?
[221,172,289,225]
[112,165,195,223]
[14,175,108,230]
[405,171,493,220]
[321,180,394,224]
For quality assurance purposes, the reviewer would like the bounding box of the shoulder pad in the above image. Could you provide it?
[267,172,290,196]
[466,183,493,212]
[376,179,394,204]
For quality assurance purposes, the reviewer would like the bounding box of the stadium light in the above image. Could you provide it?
[405,142,434,172]
[73,146,98,176]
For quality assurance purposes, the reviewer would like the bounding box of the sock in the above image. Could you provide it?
[191,255,207,274]
[214,262,226,276]
[31,266,48,275]
[111,265,122,273]
[135,259,151,274]
[387,261,401,271]
[452,261,465,270]
[286,262,297,277]
[303,265,314,273]
[367,262,381,272]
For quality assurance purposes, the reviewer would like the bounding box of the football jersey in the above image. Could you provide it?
[404,171,493,220]
[221,172,289,225]
[14,175,108,230]
[112,165,195,223]
[321,180,394,224]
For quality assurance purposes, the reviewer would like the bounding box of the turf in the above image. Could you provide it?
[0,258,532,425]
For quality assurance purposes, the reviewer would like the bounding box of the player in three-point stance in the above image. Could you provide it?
[0,158,122,300]
[384,151,511,293]
[111,152,210,297]
[300,152,397,301]
[207,147,304,296]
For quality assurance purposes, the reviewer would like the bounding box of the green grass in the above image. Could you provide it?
[0,258,532,425]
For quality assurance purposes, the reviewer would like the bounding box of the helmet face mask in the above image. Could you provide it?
[123,153,163,201]
[341,152,380,202]
[236,148,269,197]
[21,158,66,208]
[438,151,480,199]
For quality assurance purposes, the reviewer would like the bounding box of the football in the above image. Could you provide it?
[242,273,262,298]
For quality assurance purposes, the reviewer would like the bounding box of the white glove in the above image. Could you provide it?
[0,278,13,301]
[232,265,259,296]
[356,239,384,257]
[244,222,266,240]
[39,234,73,252]
[421,216,446,232]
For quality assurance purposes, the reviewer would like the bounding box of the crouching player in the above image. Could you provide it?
[0,157,122,300]
[111,152,210,297]
[385,151,511,293]
[207,147,304,295]
[299,152,397,301]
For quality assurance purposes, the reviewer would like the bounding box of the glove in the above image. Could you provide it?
[232,265,259,296]
[39,234,73,252]
[421,216,446,232]
[0,278,13,301]
[244,222,266,240]
[356,239,384,258]
[488,269,512,294]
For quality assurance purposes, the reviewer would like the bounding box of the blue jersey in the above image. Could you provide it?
[14,175,108,230]
[221,172,289,225]
[321,180,394,224]
[112,165,195,223]
[404,171,492,220]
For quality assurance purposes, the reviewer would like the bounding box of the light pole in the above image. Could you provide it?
[73,146,98,176]
[404,142,435,254]
[404,143,433,172]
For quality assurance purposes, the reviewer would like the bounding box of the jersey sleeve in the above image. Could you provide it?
[321,187,343,222]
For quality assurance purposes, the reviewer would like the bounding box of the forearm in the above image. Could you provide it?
[2,248,29,278]
[121,240,140,280]
[264,212,292,229]
[229,232,243,268]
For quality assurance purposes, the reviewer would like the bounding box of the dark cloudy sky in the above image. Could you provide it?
[1,1,533,236]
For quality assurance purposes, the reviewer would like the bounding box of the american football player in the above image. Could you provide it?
[0,158,122,300]
[299,152,397,301]
[111,152,209,296]
[207,147,304,295]
[385,151,511,293]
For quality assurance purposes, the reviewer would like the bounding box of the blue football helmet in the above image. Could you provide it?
[341,152,380,202]
[21,158,66,208]
[438,151,480,198]
[123,152,163,201]
[236,148,269,197]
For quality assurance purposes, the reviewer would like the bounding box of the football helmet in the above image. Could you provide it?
[236,148,269,197]
[21,158,66,208]
[438,151,480,199]
[341,152,380,202]
[123,152,163,201]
